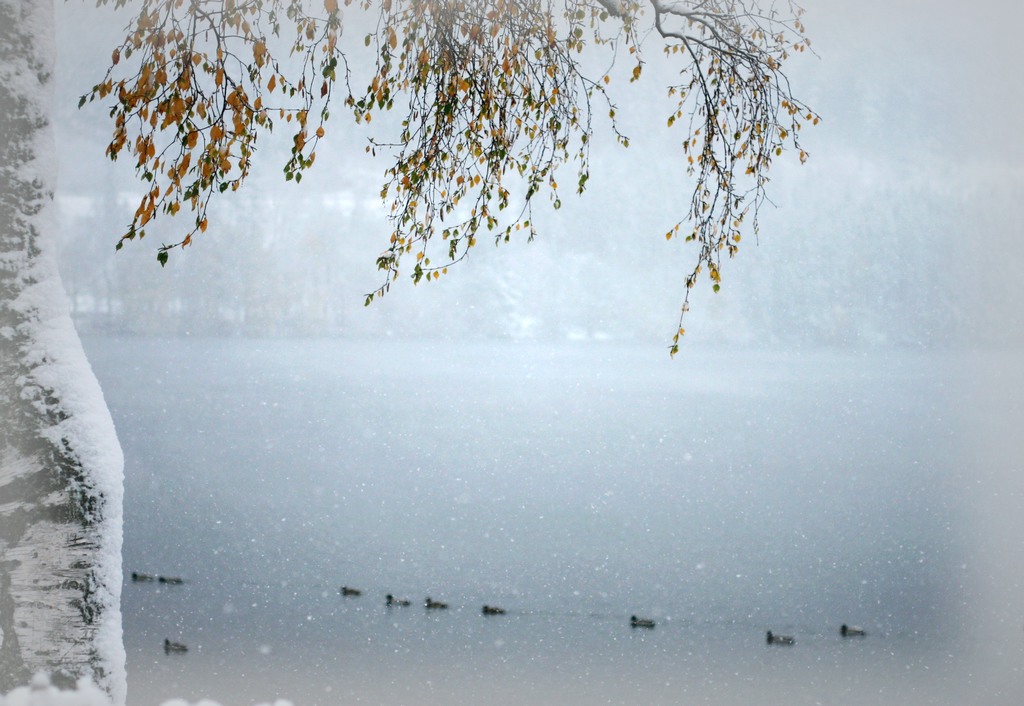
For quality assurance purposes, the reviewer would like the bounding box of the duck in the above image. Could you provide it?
[158,576,184,585]
[425,597,448,610]
[163,638,188,654]
[386,594,411,607]
[630,615,656,629]
[840,624,867,637]
[131,572,155,582]
[766,630,795,645]
[340,586,362,597]
[482,605,507,616]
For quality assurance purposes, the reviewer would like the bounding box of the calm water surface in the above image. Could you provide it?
[81,337,1021,705]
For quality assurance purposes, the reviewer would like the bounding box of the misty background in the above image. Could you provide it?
[45,1,1024,704]
[51,1,1024,349]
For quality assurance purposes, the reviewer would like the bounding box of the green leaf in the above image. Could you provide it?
[157,251,169,267]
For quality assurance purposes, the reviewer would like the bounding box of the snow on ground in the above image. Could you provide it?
[0,674,290,706]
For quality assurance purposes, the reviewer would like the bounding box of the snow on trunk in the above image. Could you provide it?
[0,0,125,702]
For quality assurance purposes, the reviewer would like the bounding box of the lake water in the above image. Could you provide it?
[81,337,1023,705]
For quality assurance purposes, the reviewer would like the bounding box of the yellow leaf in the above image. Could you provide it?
[253,39,267,66]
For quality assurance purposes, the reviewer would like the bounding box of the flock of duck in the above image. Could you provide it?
[130,571,184,585]
[340,585,869,647]
[765,624,866,645]
[344,586,504,614]
[134,572,868,654]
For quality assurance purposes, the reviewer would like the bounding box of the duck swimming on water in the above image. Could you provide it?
[630,616,656,629]
[163,638,188,654]
[766,630,795,645]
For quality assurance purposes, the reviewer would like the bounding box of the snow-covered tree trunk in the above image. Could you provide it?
[0,0,126,701]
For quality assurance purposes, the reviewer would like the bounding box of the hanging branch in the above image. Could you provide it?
[85,0,818,352]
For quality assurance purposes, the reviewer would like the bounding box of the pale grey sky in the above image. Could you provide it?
[51,0,1024,346]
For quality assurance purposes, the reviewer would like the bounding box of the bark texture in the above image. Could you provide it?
[0,0,125,700]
